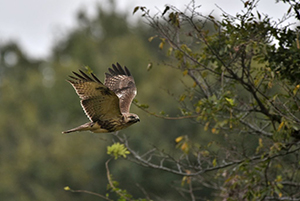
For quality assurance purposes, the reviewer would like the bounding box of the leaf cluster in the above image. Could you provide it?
[107,143,130,160]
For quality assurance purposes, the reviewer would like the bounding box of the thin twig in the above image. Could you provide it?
[134,102,199,120]
[67,188,113,201]
[105,159,134,201]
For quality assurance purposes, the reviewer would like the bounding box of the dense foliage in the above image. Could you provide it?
[117,0,300,200]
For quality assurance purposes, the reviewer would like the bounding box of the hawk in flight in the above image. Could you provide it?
[62,63,140,133]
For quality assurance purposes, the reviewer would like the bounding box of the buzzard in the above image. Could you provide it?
[62,63,140,133]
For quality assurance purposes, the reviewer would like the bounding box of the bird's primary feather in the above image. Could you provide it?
[104,63,137,114]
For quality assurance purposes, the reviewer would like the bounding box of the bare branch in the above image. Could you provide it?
[265,197,300,201]
[239,117,273,137]
[134,102,199,120]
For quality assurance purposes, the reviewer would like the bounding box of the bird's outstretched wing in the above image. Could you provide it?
[67,70,122,122]
[104,63,137,113]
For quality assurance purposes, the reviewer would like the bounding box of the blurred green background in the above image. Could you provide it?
[0,3,204,201]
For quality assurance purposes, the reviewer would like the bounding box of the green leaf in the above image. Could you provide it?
[293,84,300,95]
[167,47,173,56]
[225,97,234,106]
[64,186,71,191]
[179,94,186,102]
[148,35,157,42]
[181,44,192,54]
[200,150,210,157]
[212,158,217,167]
[107,143,130,159]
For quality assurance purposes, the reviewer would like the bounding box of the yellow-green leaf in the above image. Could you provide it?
[277,121,285,132]
[192,81,197,88]
[195,106,201,113]
[167,47,173,56]
[212,158,217,167]
[200,150,210,157]
[179,94,186,102]
[225,97,234,106]
[256,138,263,153]
[293,84,300,95]
[107,143,130,159]
[159,38,165,50]
[204,122,210,131]
[159,41,164,49]
[175,136,183,143]
[64,186,71,191]
[148,35,157,42]
[183,70,188,76]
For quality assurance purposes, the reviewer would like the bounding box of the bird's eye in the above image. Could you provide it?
[129,116,135,119]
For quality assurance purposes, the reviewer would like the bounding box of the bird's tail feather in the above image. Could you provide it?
[62,122,93,134]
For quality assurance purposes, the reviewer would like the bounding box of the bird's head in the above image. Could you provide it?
[123,113,140,124]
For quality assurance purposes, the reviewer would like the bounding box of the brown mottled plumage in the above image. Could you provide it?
[62,63,139,134]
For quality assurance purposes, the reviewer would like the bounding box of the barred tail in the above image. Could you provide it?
[62,122,93,134]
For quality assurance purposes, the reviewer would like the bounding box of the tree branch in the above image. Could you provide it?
[115,133,300,178]
[105,159,134,201]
